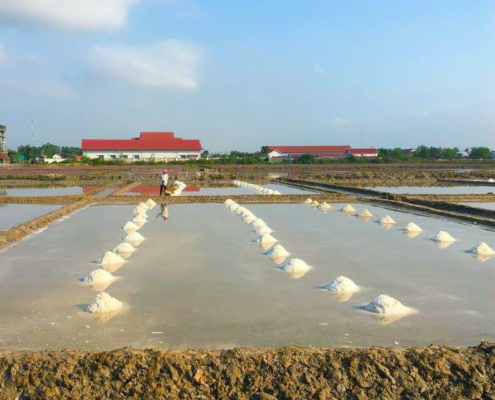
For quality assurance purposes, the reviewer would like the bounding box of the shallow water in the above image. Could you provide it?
[0,187,83,197]
[0,204,62,231]
[0,203,494,350]
[125,183,315,196]
[367,186,495,194]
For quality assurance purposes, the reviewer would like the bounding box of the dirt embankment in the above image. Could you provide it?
[0,342,494,399]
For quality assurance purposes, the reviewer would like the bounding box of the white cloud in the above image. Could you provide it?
[333,117,350,125]
[0,0,138,31]
[87,40,200,89]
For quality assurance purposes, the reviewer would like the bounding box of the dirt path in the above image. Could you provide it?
[0,342,493,399]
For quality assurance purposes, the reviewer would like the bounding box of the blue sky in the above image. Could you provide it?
[1,0,494,152]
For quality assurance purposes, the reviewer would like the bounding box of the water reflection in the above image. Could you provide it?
[432,240,454,250]
[403,230,422,239]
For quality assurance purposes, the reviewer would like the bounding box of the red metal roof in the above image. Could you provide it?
[282,152,347,158]
[0,153,10,160]
[82,132,203,151]
[346,148,378,155]
[268,145,351,154]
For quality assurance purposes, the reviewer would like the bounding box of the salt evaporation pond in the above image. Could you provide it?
[367,186,495,195]
[459,202,495,211]
[0,203,494,350]
[125,184,316,196]
[0,187,83,196]
[0,204,62,231]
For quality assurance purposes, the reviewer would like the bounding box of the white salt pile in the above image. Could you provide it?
[357,294,415,316]
[146,199,157,209]
[224,199,235,206]
[251,218,267,229]
[255,225,273,235]
[265,244,290,260]
[97,251,126,266]
[357,209,373,218]
[86,292,122,314]
[113,242,136,254]
[321,276,360,294]
[378,215,396,224]
[469,242,495,256]
[273,191,282,195]
[341,204,356,213]
[310,201,320,207]
[243,214,257,224]
[433,231,456,243]
[404,222,423,232]
[123,221,140,233]
[318,202,332,211]
[278,259,311,273]
[124,232,145,245]
[228,203,240,212]
[255,234,278,244]
[133,215,147,224]
[80,269,115,285]
[235,207,247,216]
[304,198,313,205]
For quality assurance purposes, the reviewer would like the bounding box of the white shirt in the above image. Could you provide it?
[161,173,169,185]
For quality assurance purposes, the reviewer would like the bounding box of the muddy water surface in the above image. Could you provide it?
[0,203,494,350]
[0,187,83,197]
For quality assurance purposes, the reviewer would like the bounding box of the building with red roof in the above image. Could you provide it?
[82,132,203,162]
[266,145,351,162]
[345,148,378,158]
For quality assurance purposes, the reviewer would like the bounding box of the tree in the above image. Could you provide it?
[18,145,40,160]
[298,153,316,164]
[391,148,404,160]
[8,150,19,163]
[469,147,491,159]
[201,150,209,158]
[260,146,270,154]
[39,143,60,157]
[61,146,82,156]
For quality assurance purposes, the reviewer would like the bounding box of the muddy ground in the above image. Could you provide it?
[0,342,493,399]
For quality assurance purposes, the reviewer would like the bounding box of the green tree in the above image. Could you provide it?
[298,153,316,164]
[469,147,491,159]
[39,143,61,157]
[61,146,82,156]
[260,146,270,154]
[201,150,209,158]
[7,150,19,163]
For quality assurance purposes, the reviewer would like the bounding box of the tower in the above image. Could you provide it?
[0,125,11,164]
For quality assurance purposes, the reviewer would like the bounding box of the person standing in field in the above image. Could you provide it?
[159,168,169,196]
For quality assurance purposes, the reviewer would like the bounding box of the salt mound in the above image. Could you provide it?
[124,232,145,245]
[113,242,136,254]
[138,202,149,211]
[273,191,282,195]
[322,276,360,294]
[97,251,126,266]
[243,214,257,224]
[469,242,495,256]
[357,209,373,218]
[310,201,320,207]
[278,259,311,273]
[133,205,147,214]
[378,215,396,224]
[224,199,235,206]
[80,269,115,285]
[255,225,273,235]
[133,215,147,224]
[265,244,290,260]
[86,292,122,314]
[404,222,422,232]
[433,231,456,243]
[146,199,157,209]
[123,221,140,233]
[318,202,332,211]
[228,203,240,212]
[255,234,278,244]
[251,218,267,229]
[341,204,356,213]
[235,207,247,216]
[304,198,313,205]
[358,294,413,316]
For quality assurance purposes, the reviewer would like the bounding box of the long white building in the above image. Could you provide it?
[82,132,203,161]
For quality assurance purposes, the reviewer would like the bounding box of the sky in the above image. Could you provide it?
[1,0,495,152]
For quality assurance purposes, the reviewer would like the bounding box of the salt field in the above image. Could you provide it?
[460,202,495,211]
[0,202,494,350]
[0,204,62,231]
[367,186,495,194]
[125,183,315,196]
[0,187,83,196]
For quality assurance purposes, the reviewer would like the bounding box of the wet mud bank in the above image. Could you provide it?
[100,193,359,205]
[0,343,494,400]
[0,199,92,250]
